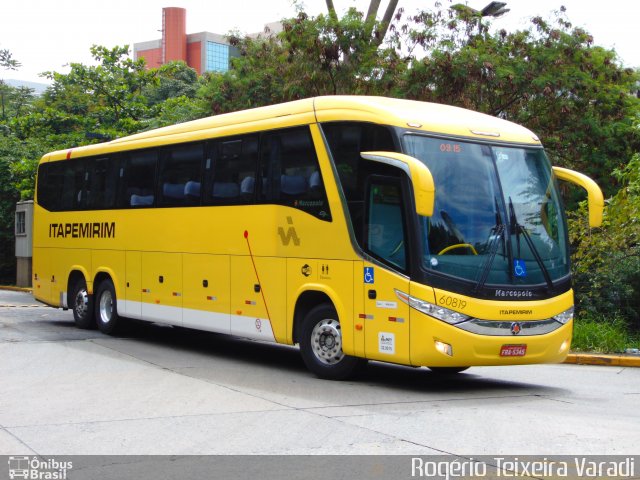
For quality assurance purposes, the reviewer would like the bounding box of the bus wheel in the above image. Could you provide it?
[95,279,121,335]
[299,304,366,380]
[428,366,469,374]
[70,278,95,329]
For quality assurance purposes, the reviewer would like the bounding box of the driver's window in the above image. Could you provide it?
[365,179,407,271]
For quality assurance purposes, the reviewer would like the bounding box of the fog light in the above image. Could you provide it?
[435,340,453,356]
[559,339,570,353]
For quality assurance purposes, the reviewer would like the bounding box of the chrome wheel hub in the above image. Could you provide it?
[311,318,344,365]
[74,289,89,318]
[99,290,113,324]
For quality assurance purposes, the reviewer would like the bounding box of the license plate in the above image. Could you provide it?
[500,344,527,357]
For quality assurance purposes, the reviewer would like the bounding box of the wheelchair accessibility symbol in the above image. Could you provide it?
[364,267,375,284]
[514,259,527,278]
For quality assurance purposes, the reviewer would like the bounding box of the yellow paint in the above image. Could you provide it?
[553,166,604,227]
[33,96,592,369]
[361,151,436,217]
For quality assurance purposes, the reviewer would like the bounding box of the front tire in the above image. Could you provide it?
[70,277,95,329]
[299,304,366,380]
[94,279,122,335]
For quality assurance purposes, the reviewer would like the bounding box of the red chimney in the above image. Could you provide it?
[162,7,187,63]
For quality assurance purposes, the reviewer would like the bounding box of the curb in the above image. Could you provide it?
[0,285,32,293]
[564,353,640,368]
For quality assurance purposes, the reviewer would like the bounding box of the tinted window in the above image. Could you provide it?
[322,122,398,242]
[120,150,157,208]
[86,157,119,210]
[323,122,396,202]
[158,143,204,206]
[37,159,88,211]
[260,127,331,220]
[206,136,258,204]
[37,161,66,211]
[61,160,87,211]
[365,178,407,271]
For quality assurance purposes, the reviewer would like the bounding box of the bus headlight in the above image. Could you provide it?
[553,307,574,325]
[395,290,469,325]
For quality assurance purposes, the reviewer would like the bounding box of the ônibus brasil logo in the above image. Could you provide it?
[8,456,72,480]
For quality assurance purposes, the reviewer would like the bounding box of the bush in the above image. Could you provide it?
[569,153,640,332]
[572,314,639,353]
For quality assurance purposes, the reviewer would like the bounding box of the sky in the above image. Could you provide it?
[1,0,638,85]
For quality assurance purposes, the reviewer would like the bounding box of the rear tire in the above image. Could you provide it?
[94,279,122,335]
[299,304,366,380]
[70,277,95,329]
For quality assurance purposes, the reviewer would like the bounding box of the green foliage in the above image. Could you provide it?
[198,4,639,201]
[144,61,199,107]
[34,45,158,139]
[142,95,209,130]
[200,9,405,113]
[396,6,639,196]
[571,314,639,353]
[0,49,21,70]
[0,156,19,282]
[569,153,640,328]
[0,136,43,282]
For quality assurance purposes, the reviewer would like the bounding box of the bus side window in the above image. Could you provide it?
[364,177,408,271]
[322,122,397,240]
[87,156,119,210]
[259,127,332,221]
[158,142,204,207]
[207,136,258,205]
[59,159,87,211]
[119,149,158,208]
[37,162,65,211]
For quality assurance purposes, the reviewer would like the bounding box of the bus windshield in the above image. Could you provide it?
[404,135,569,288]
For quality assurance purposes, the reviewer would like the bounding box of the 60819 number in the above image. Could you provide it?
[438,295,467,310]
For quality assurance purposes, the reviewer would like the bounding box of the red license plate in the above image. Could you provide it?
[500,344,527,357]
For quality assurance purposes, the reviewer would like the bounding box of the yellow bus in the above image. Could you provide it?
[32,96,604,379]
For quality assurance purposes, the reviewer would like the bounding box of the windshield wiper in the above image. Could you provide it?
[474,198,506,294]
[508,197,554,290]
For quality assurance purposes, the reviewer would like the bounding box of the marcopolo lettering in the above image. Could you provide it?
[494,289,534,298]
[49,222,115,239]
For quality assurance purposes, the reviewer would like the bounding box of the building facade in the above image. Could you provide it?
[15,200,33,288]
[134,7,280,74]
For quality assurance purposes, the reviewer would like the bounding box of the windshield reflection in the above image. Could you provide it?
[404,135,569,287]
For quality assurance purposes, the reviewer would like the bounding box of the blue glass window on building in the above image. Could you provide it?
[206,42,229,73]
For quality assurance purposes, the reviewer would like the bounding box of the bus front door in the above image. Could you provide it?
[363,262,410,364]
[362,176,411,364]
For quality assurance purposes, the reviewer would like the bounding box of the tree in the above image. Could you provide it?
[39,45,157,137]
[569,152,640,327]
[200,8,405,113]
[201,4,638,198]
[143,61,199,106]
[397,5,639,196]
[1,48,22,121]
[0,49,20,70]
[325,0,398,45]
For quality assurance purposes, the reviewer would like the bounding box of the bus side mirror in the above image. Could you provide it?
[361,151,435,217]
[552,166,604,228]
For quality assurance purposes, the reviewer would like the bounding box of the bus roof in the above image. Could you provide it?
[42,96,541,162]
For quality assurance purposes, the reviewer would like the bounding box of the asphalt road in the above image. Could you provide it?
[1,290,639,456]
